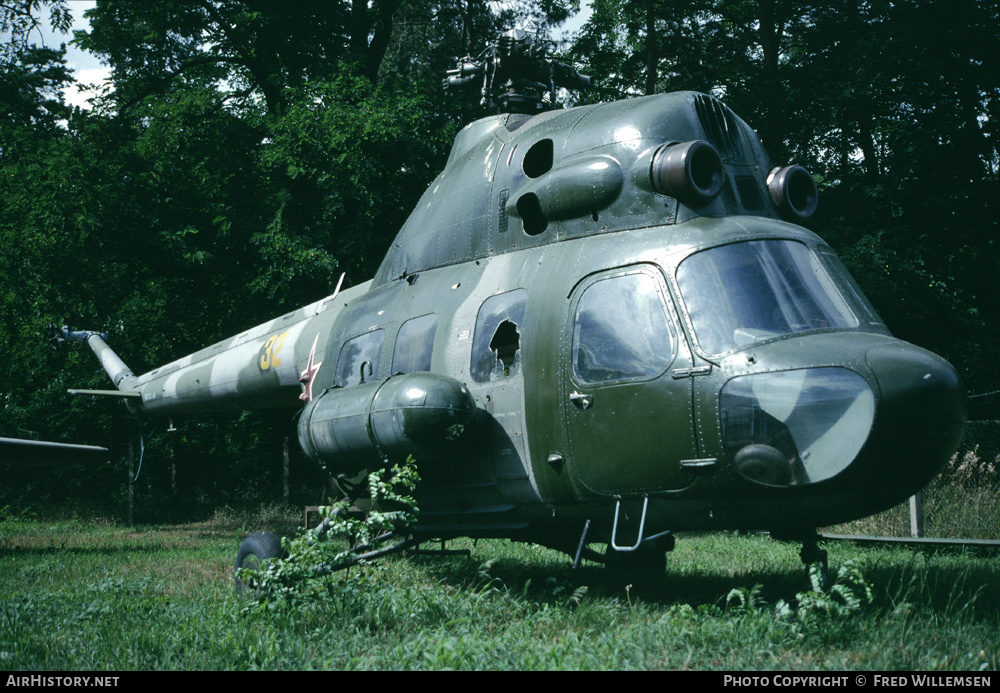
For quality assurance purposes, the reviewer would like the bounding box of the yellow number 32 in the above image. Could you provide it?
[259,331,289,370]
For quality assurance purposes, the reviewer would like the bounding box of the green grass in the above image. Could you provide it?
[1,509,998,671]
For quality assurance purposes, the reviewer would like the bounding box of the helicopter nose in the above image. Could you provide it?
[862,343,966,492]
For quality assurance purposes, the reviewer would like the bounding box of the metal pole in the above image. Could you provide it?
[170,442,177,498]
[127,436,135,526]
[283,436,290,506]
[909,493,924,538]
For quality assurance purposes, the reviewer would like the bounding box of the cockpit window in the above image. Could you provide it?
[817,248,889,335]
[676,240,860,355]
[573,272,675,384]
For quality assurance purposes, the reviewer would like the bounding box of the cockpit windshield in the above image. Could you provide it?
[676,240,883,355]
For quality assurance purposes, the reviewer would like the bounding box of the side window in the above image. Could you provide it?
[335,330,384,387]
[471,289,527,383]
[392,314,437,374]
[573,272,675,384]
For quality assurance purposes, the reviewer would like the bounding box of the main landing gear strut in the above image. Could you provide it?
[798,530,830,589]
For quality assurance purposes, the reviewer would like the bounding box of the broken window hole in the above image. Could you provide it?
[489,320,521,377]
[471,289,527,383]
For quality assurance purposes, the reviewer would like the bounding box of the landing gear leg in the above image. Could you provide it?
[799,531,829,590]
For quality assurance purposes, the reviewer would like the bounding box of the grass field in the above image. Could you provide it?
[1,507,997,671]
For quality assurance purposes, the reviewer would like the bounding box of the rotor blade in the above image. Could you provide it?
[67,389,142,399]
[0,437,109,467]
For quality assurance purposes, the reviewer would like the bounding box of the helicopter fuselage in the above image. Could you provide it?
[95,91,964,555]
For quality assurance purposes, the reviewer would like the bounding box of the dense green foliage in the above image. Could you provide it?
[0,1,570,513]
[241,459,421,603]
[2,0,998,515]
[1,514,997,670]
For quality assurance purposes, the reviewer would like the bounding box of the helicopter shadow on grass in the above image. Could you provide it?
[407,542,808,610]
[405,537,1000,621]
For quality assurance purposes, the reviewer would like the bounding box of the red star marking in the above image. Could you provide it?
[299,334,323,402]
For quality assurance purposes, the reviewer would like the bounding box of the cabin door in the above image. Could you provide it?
[561,265,698,495]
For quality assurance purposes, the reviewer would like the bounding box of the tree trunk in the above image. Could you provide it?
[757,0,786,161]
[645,0,657,95]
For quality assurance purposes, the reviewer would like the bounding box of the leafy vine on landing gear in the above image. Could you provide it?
[239,456,420,608]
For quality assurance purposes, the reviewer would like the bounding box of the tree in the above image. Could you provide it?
[75,0,403,116]
[1,1,583,515]
[0,0,71,62]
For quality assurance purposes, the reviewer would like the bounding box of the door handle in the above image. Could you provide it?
[569,391,593,410]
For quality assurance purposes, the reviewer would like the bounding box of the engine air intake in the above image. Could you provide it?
[650,140,725,204]
[767,165,818,221]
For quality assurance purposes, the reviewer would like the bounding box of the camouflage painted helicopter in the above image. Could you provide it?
[53,30,965,573]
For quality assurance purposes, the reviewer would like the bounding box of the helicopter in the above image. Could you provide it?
[50,29,965,576]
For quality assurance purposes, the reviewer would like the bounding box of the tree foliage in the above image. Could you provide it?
[0,0,71,62]
[0,0,574,515]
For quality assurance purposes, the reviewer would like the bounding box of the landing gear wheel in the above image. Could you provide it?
[235,531,284,594]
